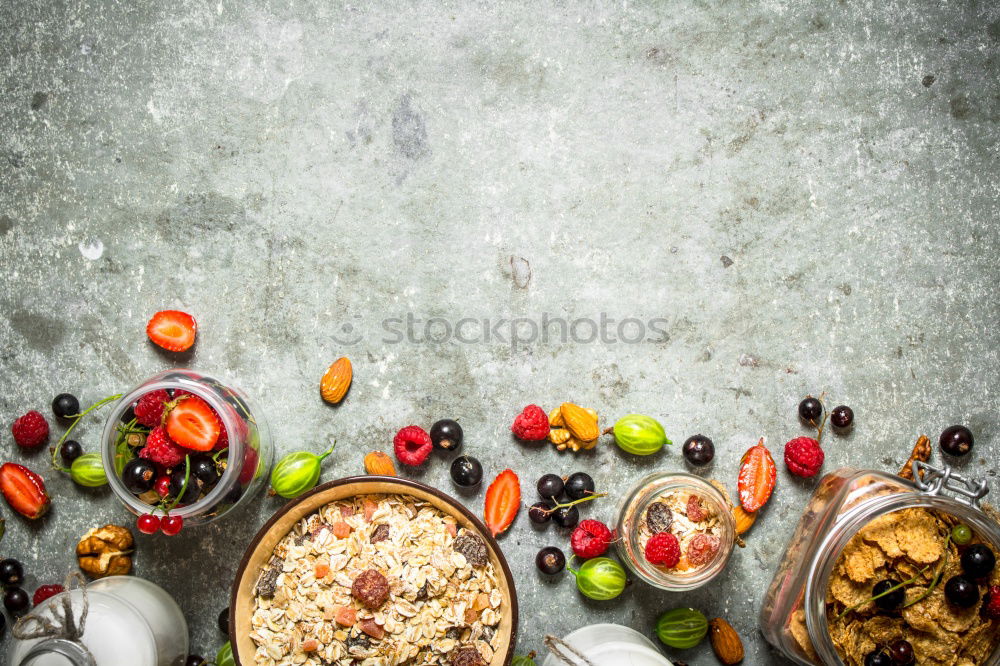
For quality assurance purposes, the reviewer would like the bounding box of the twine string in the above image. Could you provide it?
[12,573,95,665]
[544,634,597,666]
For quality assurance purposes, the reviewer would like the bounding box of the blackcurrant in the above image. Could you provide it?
[449,456,482,488]
[218,607,230,634]
[121,404,137,423]
[185,656,205,666]
[944,575,979,608]
[552,505,579,528]
[169,467,201,504]
[564,472,595,500]
[872,579,904,610]
[190,455,220,487]
[536,474,564,500]
[51,393,80,420]
[0,559,24,587]
[122,458,157,494]
[3,587,29,615]
[830,405,854,430]
[535,546,566,575]
[939,425,974,457]
[864,650,892,666]
[528,501,553,524]
[429,419,463,452]
[60,440,84,465]
[888,640,914,665]
[682,435,715,466]
[960,544,995,578]
[798,396,823,423]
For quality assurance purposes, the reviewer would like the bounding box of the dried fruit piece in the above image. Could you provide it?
[453,531,489,566]
[560,402,599,442]
[737,439,776,512]
[363,451,396,476]
[686,495,707,522]
[0,463,51,520]
[732,505,757,535]
[708,617,744,664]
[370,524,390,544]
[351,569,389,609]
[320,357,352,404]
[687,534,721,566]
[358,617,386,639]
[646,502,673,533]
[484,469,521,536]
[451,647,487,666]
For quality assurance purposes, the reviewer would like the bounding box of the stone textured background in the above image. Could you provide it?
[1,0,998,663]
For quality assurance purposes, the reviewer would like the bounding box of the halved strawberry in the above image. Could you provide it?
[0,463,51,520]
[165,395,220,451]
[146,310,197,352]
[484,469,521,537]
[737,438,777,512]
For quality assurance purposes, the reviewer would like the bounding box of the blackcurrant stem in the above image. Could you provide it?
[51,393,123,472]
[163,455,192,514]
[546,493,607,513]
[837,564,929,619]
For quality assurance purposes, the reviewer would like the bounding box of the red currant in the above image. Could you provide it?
[154,475,171,497]
[161,515,184,536]
[137,514,161,534]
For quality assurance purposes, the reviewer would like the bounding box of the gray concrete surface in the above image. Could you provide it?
[1,0,998,663]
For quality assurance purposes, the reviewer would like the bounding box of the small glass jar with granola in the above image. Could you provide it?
[616,472,736,591]
[760,463,1000,665]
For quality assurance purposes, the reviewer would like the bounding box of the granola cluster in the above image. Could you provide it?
[817,508,1000,665]
[249,494,504,665]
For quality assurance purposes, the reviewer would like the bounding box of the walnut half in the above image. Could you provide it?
[77,524,134,578]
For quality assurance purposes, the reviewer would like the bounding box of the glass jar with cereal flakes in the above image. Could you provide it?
[616,472,736,591]
[760,462,1000,666]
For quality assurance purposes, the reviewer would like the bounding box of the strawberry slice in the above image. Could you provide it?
[484,469,521,537]
[738,438,777,512]
[146,310,197,352]
[0,463,51,520]
[165,395,220,451]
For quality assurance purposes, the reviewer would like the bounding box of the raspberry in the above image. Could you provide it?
[33,584,65,606]
[570,519,614,558]
[984,585,1000,619]
[11,410,50,449]
[784,436,825,477]
[134,389,170,427]
[393,426,433,466]
[645,532,681,567]
[139,427,188,468]
[687,533,721,566]
[511,405,549,441]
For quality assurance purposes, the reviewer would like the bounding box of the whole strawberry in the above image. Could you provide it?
[571,519,614,559]
[984,585,1000,619]
[784,436,824,478]
[393,425,433,466]
[511,405,549,441]
[645,532,681,567]
[33,584,65,606]
[11,411,50,449]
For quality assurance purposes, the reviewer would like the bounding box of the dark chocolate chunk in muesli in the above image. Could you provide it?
[646,501,673,533]
[416,580,429,600]
[370,523,390,544]
[452,531,488,567]
[445,626,463,640]
[255,560,283,598]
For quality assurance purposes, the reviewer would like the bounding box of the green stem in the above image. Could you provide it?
[566,555,580,577]
[544,493,607,515]
[316,442,336,462]
[211,447,229,463]
[837,565,929,619]
[51,394,122,472]
[164,455,192,513]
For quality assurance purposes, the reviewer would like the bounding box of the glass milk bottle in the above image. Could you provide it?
[8,576,188,666]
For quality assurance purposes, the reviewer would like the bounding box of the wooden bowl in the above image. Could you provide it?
[229,476,519,665]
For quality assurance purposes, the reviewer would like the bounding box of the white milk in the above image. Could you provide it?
[7,577,187,666]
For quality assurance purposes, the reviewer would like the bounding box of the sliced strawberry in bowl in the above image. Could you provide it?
[165,395,220,451]
[0,463,51,520]
[146,310,197,352]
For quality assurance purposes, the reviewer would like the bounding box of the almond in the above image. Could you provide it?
[709,617,744,664]
[560,402,599,441]
[364,451,396,477]
[732,505,757,536]
[320,357,353,404]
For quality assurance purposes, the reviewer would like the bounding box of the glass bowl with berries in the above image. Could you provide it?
[616,472,736,591]
[99,369,273,534]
